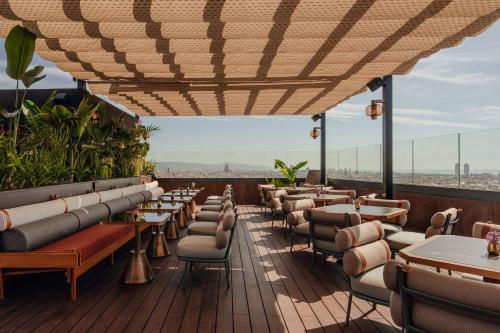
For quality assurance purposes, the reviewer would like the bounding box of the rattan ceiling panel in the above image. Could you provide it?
[1,0,499,116]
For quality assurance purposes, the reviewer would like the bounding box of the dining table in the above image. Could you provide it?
[160,195,194,225]
[315,203,407,221]
[399,235,500,283]
[135,202,185,239]
[287,193,350,206]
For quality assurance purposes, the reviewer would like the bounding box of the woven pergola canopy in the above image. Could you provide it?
[1,1,499,116]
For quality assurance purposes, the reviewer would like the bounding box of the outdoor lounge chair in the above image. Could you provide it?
[257,184,276,214]
[177,213,237,288]
[267,189,287,227]
[384,260,500,333]
[188,208,236,237]
[283,198,315,252]
[305,208,362,271]
[358,197,410,236]
[336,221,391,326]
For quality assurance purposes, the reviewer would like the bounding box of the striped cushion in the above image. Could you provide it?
[343,240,391,277]
[98,188,123,202]
[122,185,139,196]
[145,181,158,190]
[148,186,164,198]
[62,193,101,212]
[0,200,66,231]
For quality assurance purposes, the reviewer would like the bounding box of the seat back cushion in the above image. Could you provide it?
[98,188,123,203]
[126,193,145,207]
[0,213,80,251]
[287,211,306,226]
[140,190,154,202]
[309,209,361,226]
[336,220,385,251]
[122,185,140,196]
[267,189,287,200]
[94,177,140,192]
[148,186,164,199]
[0,199,66,231]
[62,192,101,212]
[430,207,459,228]
[283,198,315,213]
[343,239,391,277]
[145,181,159,190]
[472,221,500,239]
[222,211,235,230]
[102,198,132,216]
[215,223,230,249]
[70,203,110,230]
[322,189,357,199]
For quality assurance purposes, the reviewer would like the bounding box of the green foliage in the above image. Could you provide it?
[5,25,36,81]
[273,159,308,185]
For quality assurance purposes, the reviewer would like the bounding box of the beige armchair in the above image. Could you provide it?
[472,221,500,238]
[358,197,410,235]
[385,207,461,260]
[267,189,287,227]
[384,260,500,333]
[304,208,362,271]
[257,184,276,214]
[282,198,315,252]
[336,221,391,326]
[188,207,236,237]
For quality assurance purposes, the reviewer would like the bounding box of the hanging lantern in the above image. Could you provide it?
[365,100,384,120]
[310,127,320,139]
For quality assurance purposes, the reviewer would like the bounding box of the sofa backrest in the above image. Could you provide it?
[94,177,140,192]
[0,182,93,210]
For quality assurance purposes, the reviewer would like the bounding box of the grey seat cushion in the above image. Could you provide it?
[201,205,221,212]
[187,221,218,236]
[351,265,391,302]
[177,235,227,260]
[70,204,110,230]
[293,222,310,236]
[204,199,223,205]
[0,213,80,251]
[125,193,145,207]
[140,190,153,202]
[385,231,425,251]
[103,198,132,215]
[195,211,219,222]
[207,195,223,200]
[382,223,403,235]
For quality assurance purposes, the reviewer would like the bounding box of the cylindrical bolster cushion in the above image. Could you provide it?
[103,198,132,215]
[196,211,220,222]
[215,223,230,249]
[139,190,153,202]
[287,211,306,226]
[336,220,385,251]
[0,199,66,231]
[0,213,80,251]
[122,185,139,196]
[137,183,147,192]
[145,181,158,190]
[125,193,145,207]
[207,195,222,200]
[201,205,221,212]
[322,189,357,199]
[472,221,499,239]
[424,226,442,239]
[270,197,282,209]
[283,198,315,213]
[362,198,409,226]
[383,260,410,292]
[204,199,222,205]
[148,186,164,198]
[70,204,110,230]
[343,239,391,277]
[62,193,100,212]
[310,209,361,226]
[98,188,123,202]
[222,211,235,230]
[267,189,287,200]
[430,208,459,228]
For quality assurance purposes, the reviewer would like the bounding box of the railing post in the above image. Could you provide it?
[458,133,461,189]
[411,139,415,185]
[355,147,359,175]
[382,75,393,199]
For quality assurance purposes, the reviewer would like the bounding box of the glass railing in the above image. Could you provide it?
[327,128,500,192]
[148,150,319,178]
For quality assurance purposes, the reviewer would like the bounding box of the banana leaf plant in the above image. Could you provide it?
[273,159,308,186]
[1,25,45,152]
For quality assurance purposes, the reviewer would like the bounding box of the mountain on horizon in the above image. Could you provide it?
[155,161,275,171]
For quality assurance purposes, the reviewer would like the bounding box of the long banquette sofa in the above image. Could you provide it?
[0,177,164,300]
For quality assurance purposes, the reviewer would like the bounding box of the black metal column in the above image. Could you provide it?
[382,75,393,199]
[320,113,326,184]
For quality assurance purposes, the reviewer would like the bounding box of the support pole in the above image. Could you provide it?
[320,113,326,184]
[382,75,393,199]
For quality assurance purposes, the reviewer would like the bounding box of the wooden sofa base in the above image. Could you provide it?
[0,225,148,301]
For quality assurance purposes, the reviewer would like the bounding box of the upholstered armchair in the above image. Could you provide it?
[385,207,461,259]
[188,207,236,237]
[358,197,410,235]
[301,169,321,185]
[384,260,500,333]
[257,184,276,214]
[304,208,361,271]
[336,221,391,326]
[266,189,287,226]
[282,198,315,251]
[472,221,500,238]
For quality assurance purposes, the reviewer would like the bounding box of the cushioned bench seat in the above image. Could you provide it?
[36,224,134,261]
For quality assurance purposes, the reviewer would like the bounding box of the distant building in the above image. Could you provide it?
[223,163,230,173]
[464,163,470,178]
[454,163,460,178]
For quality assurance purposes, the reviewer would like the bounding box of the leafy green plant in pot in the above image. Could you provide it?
[273,159,308,187]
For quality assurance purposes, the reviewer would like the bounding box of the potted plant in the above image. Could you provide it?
[273,159,308,187]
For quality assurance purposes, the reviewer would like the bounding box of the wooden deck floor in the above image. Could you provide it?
[0,206,400,333]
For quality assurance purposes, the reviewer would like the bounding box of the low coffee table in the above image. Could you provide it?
[141,202,184,240]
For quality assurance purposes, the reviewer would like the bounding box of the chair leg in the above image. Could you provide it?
[307,238,311,248]
[181,261,190,289]
[436,267,441,273]
[346,293,353,326]
[323,253,327,265]
[290,235,295,253]
[189,262,194,272]
[224,260,231,288]
[372,303,377,311]
[448,269,452,275]
[0,268,4,300]
[271,209,275,228]
[310,249,316,272]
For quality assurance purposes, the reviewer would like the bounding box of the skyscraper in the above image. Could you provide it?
[464,163,470,178]
[454,163,460,178]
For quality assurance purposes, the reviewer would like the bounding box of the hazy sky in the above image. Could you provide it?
[1,20,499,170]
